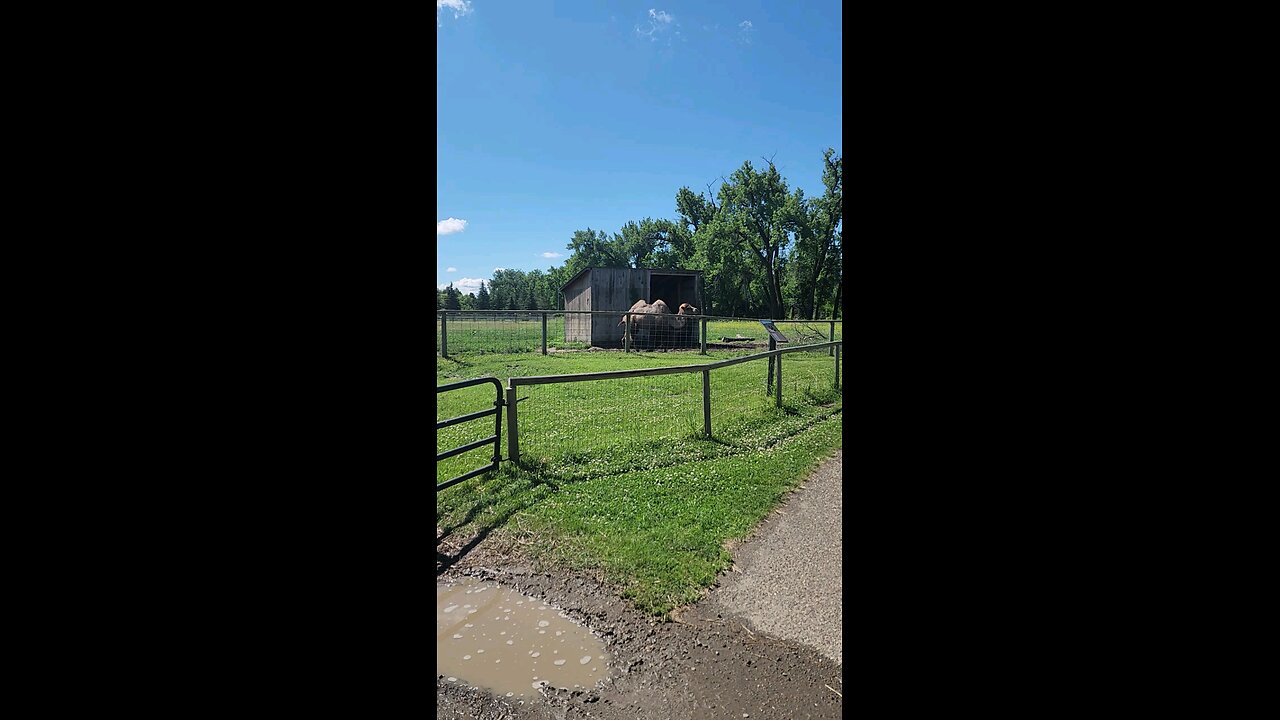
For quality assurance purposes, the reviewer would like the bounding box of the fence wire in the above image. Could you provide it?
[777,347,843,410]
[438,310,841,359]
[514,371,705,475]
[707,356,775,441]
[438,312,562,355]
[773,320,842,345]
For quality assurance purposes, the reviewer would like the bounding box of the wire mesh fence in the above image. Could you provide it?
[774,344,843,410]
[773,320,843,347]
[706,354,776,442]
[437,310,841,358]
[514,371,706,475]
[436,312,576,355]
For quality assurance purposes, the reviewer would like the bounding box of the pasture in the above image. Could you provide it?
[436,344,843,616]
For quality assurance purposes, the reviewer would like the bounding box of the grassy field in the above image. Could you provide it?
[437,345,843,616]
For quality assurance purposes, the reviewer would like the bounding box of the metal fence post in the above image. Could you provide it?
[441,313,448,358]
[700,318,707,355]
[506,384,519,463]
[776,351,782,408]
[829,321,835,357]
[702,369,711,437]
[493,389,504,466]
[541,312,548,355]
[834,344,840,390]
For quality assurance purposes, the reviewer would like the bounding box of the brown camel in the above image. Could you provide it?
[619,299,700,349]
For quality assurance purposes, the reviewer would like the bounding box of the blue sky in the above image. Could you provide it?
[437,0,843,295]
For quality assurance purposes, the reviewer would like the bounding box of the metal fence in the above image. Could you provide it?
[504,341,841,465]
[436,310,842,357]
[436,377,503,491]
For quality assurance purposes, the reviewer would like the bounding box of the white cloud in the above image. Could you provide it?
[636,9,675,41]
[439,277,485,295]
[437,0,473,19]
[493,267,506,272]
[446,267,457,272]
[437,217,468,235]
[541,252,562,258]
[739,19,754,44]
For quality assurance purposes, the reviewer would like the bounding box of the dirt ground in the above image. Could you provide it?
[436,454,844,720]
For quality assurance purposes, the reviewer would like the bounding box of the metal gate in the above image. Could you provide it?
[436,376,503,490]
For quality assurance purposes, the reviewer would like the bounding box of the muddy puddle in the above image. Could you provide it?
[436,576,609,701]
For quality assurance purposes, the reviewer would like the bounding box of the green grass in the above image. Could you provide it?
[436,346,843,618]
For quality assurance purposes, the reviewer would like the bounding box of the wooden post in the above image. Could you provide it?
[541,312,548,355]
[441,313,448,358]
[506,385,519,463]
[766,336,775,392]
[829,321,835,356]
[702,369,711,438]
[775,351,782,408]
[624,314,631,353]
[700,318,707,355]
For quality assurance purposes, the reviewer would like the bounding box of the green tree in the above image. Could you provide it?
[714,159,800,318]
[564,229,627,277]
[676,162,800,318]
[545,265,569,309]
[787,149,842,319]
[476,281,491,310]
[526,269,548,309]
[445,283,462,311]
[489,269,535,312]
[616,218,693,269]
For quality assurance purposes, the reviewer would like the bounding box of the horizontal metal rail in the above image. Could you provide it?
[510,341,842,386]
[437,435,499,462]
[438,376,506,393]
[436,406,498,431]
[437,464,493,491]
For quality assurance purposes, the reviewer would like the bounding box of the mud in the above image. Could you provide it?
[437,576,610,699]
[436,497,845,719]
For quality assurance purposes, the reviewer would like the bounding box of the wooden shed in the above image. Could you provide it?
[561,267,704,348]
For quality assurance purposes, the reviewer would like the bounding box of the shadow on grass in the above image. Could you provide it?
[435,405,843,575]
[435,465,559,576]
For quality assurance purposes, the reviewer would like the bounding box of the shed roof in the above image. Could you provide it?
[559,266,704,294]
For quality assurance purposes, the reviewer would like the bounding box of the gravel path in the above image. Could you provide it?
[706,449,843,664]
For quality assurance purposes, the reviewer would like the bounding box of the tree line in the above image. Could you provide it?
[438,148,841,319]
